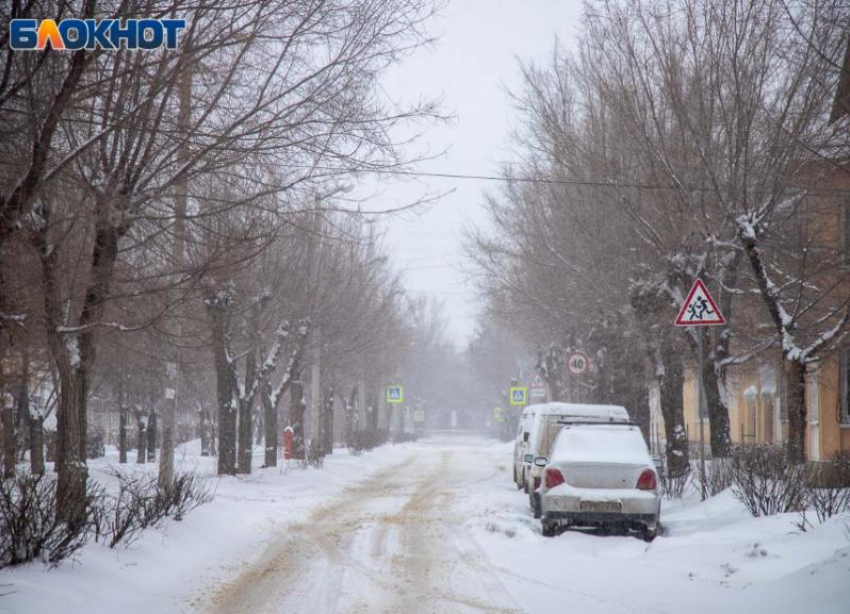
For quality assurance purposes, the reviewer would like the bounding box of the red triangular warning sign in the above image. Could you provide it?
[530,373,545,390]
[674,279,726,326]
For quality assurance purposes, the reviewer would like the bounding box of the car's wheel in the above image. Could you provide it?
[530,492,542,519]
[641,522,658,542]
[514,465,523,489]
[541,518,557,537]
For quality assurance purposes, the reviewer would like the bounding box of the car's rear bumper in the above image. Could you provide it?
[542,510,658,528]
[541,486,660,525]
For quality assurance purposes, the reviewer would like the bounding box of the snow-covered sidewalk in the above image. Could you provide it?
[0,440,420,614]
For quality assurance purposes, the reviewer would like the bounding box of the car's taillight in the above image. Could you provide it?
[545,468,565,488]
[637,469,657,491]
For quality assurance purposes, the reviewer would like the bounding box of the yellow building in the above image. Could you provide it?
[676,350,850,461]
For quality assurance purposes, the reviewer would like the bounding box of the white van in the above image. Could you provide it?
[512,406,539,490]
[521,403,632,517]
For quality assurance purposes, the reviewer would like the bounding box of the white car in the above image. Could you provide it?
[514,403,614,492]
[537,423,661,541]
[525,404,631,517]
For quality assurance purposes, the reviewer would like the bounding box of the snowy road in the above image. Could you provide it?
[205,440,522,614]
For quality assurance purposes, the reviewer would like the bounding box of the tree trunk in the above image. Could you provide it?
[29,414,45,476]
[136,411,147,464]
[118,406,128,463]
[118,375,128,464]
[702,354,732,457]
[656,340,690,478]
[262,379,277,467]
[785,360,807,463]
[659,364,689,477]
[631,286,690,477]
[199,404,212,457]
[237,350,257,474]
[55,364,88,525]
[704,252,741,457]
[146,410,157,462]
[2,381,15,479]
[290,377,306,460]
[739,229,812,463]
[323,384,334,455]
[206,289,236,476]
[345,386,357,446]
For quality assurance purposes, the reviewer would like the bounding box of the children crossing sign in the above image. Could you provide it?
[386,385,404,404]
[529,373,546,399]
[509,387,527,406]
[674,279,726,326]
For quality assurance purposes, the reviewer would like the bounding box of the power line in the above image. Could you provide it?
[355,167,850,194]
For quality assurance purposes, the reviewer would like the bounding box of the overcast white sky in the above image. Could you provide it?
[371,0,583,348]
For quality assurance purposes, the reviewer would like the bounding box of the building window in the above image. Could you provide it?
[842,348,850,426]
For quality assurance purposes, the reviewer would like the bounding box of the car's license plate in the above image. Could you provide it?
[580,500,622,513]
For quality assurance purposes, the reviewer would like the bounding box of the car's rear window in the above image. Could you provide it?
[550,426,651,466]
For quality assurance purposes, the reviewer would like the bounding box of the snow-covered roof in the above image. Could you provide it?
[550,425,652,466]
[524,402,630,420]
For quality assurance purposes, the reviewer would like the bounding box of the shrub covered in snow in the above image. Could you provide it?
[0,473,99,568]
[93,470,214,548]
[347,429,389,455]
[800,453,850,526]
[730,444,806,517]
[0,469,213,568]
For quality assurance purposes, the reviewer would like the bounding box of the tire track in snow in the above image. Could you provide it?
[200,442,527,614]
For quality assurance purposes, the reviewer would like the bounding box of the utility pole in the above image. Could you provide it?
[159,59,191,489]
[310,327,321,457]
[358,361,367,433]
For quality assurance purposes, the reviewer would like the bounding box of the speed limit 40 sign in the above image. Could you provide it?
[567,351,589,376]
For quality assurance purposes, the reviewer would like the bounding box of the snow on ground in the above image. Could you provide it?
[463,442,850,614]
[2,437,849,614]
[0,441,419,614]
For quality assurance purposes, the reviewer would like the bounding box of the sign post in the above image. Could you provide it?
[674,278,726,501]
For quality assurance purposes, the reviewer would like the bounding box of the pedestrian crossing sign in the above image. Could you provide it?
[509,387,527,406]
[674,279,725,326]
[387,385,404,404]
